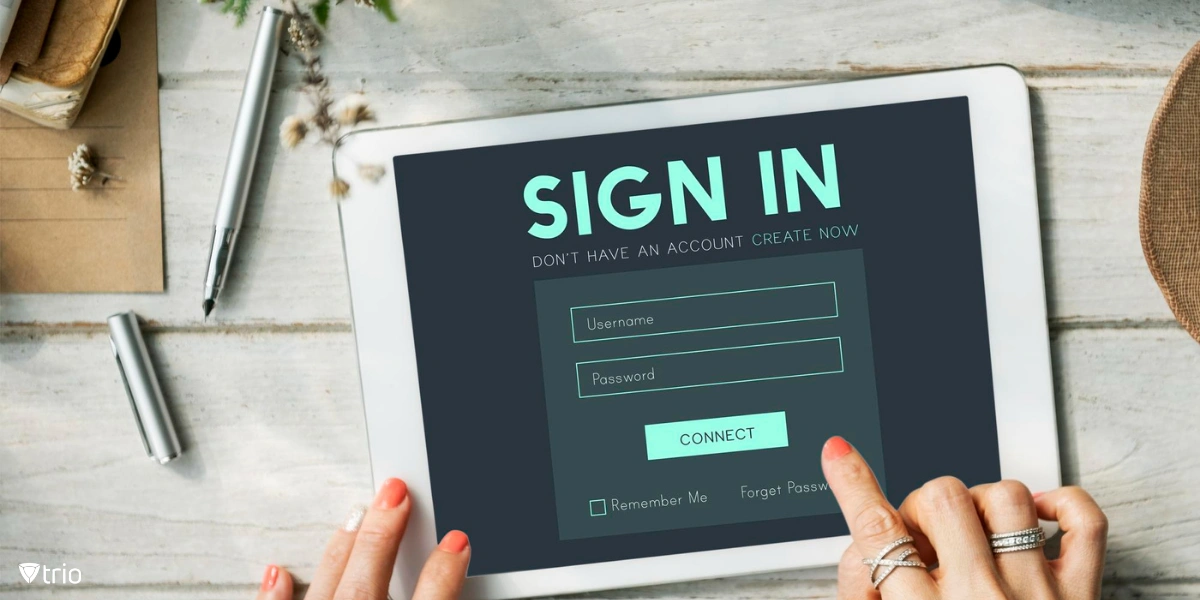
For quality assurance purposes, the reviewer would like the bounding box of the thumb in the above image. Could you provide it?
[256,565,294,600]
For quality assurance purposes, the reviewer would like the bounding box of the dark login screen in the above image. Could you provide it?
[392,97,999,575]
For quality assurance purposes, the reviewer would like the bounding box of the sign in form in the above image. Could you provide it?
[534,250,886,540]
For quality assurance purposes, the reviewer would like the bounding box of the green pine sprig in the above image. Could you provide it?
[220,0,253,25]
[373,0,397,22]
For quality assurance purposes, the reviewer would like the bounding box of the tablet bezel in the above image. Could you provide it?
[333,65,1059,600]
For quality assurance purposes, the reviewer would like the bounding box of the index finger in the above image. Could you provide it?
[821,436,936,596]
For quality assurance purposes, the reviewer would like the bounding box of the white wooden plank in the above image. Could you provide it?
[1033,78,1172,325]
[0,588,245,600]
[0,77,1173,326]
[1,582,1199,600]
[2,328,1199,588]
[0,329,370,588]
[1054,328,1200,581]
[1103,584,1200,600]
[157,0,1200,77]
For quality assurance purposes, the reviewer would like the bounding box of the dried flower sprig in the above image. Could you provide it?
[278,0,384,199]
[67,144,121,191]
[203,0,391,198]
[202,0,396,27]
[279,114,309,148]
[335,93,375,127]
[329,177,351,199]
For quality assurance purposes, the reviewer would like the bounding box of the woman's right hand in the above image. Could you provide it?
[822,436,1108,600]
[256,478,470,600]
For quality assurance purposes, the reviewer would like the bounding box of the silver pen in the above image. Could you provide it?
[203,6,287,317]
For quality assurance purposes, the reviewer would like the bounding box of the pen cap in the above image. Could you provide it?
[107,311,182,465]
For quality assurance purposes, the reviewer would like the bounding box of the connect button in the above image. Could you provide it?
[644,411,789,461]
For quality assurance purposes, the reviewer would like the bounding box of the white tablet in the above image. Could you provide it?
[333,65,1059,600]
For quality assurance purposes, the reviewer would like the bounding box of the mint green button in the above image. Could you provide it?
[644,411,789,461]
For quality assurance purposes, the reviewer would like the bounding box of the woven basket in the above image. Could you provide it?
[1141,40,1200,343]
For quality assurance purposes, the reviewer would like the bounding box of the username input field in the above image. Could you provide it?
[570,282,838,343]
[576,337,845,398]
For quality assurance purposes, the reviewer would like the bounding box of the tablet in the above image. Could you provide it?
[333,65,1060,600]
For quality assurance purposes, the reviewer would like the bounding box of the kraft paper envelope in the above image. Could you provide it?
[0,0,162,292]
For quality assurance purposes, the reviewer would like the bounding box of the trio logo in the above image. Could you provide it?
[17,562,82,584]
[18,563,39,584]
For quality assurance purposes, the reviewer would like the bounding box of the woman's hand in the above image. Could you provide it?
[823,436,1108,600]
[255,478,470,600]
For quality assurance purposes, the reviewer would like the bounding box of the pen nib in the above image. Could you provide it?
[202,299,215,318]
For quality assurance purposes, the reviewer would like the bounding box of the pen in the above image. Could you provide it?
[203,6,286,317]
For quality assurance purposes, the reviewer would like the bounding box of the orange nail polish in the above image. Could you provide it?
[823,436,853,460]
[260,565,279,591]
[375,478,408,509]
[439,530,469,553]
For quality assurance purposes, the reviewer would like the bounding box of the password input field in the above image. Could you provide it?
[570,282,838,343]
[576,337,845,398]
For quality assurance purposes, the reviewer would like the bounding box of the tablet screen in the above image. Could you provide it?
[392,97,1000,575]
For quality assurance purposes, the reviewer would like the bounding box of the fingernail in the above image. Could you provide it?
[1032,491,1044,500]
[823,436,853,460]
[260,565,279,592]
[374,478,408,510]
[438,530,469,553]
[343,505,367,532]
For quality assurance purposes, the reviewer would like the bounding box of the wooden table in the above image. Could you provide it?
[4,1,1200,597]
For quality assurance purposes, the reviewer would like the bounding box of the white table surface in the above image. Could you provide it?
[4,0,1200,598]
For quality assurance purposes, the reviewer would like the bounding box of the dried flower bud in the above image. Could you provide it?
[68,144,95,190]
[335,93,375,126]
[67,143,119,191]
[280,115,309,149]
[342,105,375,126]
[287,13,322,53]
[330,177,351,199]
[358,163,386,183]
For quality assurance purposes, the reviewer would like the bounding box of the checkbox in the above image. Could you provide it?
[589,499,607,517]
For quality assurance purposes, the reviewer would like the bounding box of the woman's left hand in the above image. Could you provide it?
[256,478,470,600]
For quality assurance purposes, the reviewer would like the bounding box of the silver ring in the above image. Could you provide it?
[989,526,1047,554]
[861,536,927,589]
